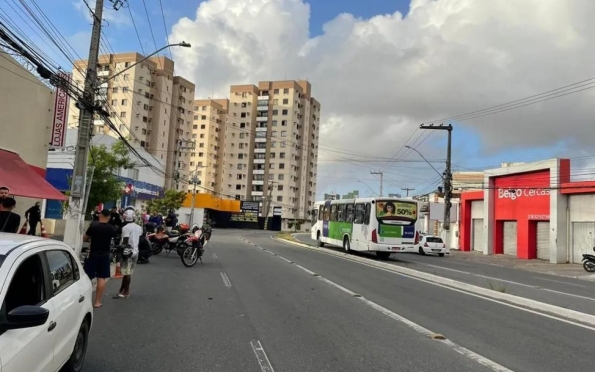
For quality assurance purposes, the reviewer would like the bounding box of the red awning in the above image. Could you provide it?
[0,149,67,200]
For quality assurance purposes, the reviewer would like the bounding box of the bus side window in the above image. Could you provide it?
[364,203,371,225]
[318,206,323,221]
[346,204,354,222]
[337,204,345,222]
[323,205,330,220]
[311,209,318,224]
[354,204,365,224]
[330,205,337,221]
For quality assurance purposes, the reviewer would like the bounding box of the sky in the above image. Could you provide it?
[2,0,595,198]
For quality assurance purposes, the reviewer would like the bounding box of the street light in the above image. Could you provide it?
[405,145,444,180]
[102,42,191,84]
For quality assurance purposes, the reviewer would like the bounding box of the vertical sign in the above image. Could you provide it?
[50,72,71,148]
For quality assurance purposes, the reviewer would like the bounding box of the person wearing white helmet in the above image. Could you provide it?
[116,208,143,299]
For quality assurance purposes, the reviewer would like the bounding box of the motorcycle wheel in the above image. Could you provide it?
[583,261,595,273]
[151,243,163,256]
[181,246,199,267]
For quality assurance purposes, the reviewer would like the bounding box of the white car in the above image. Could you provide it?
[0,234,93,372]
[416,235,448,256]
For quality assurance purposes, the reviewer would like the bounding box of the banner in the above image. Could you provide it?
[50,72,71,148]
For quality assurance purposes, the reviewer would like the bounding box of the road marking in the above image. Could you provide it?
[220,272,232,288]
[256,247,514,371]
[212,253,218,260]
[268,236,595,328]
[542,288,595,302]
[250,340,275,372]
[534,276,586,288]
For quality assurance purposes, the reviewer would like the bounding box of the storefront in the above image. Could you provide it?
[118,176,163,209]
[459,158,595,264]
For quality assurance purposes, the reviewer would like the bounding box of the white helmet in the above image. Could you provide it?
[123,208,136,222]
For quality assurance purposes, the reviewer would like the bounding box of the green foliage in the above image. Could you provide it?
[145,189,187,215]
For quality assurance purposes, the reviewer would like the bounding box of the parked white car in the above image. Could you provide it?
[416,235,448,256]
[0,234,93,372]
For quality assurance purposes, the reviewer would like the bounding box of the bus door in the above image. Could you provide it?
[322,200,331,238]
[351,202,372,250]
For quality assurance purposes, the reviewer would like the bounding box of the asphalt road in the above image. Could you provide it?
[292,233,595,314]
[83,229,595,372]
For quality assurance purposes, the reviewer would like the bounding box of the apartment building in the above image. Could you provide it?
[70,53,196,189]
[192,80,320,220]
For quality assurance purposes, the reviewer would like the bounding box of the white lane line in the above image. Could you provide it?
[534,276,586,288]
[220,272,232,288]
[542,289,595,302]
[278,256,292,263]
[250,340,275,372]
[260,248,514,371]
[212,252,218,260]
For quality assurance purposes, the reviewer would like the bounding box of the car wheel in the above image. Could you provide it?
[62,320,90,372]
[418,246,425,255]
[438,253,445,257]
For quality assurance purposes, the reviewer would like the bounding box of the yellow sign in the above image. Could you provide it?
[376,201,417,219]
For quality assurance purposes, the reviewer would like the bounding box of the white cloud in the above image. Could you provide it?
[169,0,595,193]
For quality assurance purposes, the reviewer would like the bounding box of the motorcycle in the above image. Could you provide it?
[582,247,595,272]
[148,223,190,257]
[179,231,207,267]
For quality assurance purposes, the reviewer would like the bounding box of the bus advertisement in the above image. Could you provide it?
[310,197,420,259]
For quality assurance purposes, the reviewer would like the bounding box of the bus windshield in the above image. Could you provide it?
[375,200,418,224]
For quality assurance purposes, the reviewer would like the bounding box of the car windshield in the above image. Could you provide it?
[426,237,443,243]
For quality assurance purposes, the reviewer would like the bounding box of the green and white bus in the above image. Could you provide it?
[310,197,420,259]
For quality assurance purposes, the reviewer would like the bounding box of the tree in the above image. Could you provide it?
[145,189,187,215]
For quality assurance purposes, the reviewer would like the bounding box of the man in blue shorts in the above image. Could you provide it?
[83,209,116,308]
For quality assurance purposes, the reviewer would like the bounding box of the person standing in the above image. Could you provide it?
[116,211,143,298]
[0,197,20,233]
[83,209,116,308]
[25,202,42,235]
[0,187,9,198]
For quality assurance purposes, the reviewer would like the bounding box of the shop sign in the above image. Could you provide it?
[528,214,550,220]
[50,72,71,148]
[497,188,550,200]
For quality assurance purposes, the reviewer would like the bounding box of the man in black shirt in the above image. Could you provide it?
[25,202,42,235]
[83,209,116,308]
[0,197,21,233]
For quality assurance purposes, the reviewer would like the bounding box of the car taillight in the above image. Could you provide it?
[443,243,446,248]
[424,242,429,247]
[415,231,420,244]
[372,229,378,243]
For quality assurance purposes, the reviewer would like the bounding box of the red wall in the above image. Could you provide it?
[492,170,550,259]
[459,191,484,251]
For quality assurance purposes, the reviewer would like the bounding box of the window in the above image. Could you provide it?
[272,110,278,115]
[200,134,205,138]
[201,124,206,129]
[279,163,285,169]
[121,99,127,105]
[112,87,118,93]
[281,120,287,126]
[277,196,283,202]
[193,125,198,129]
[337,204,345,222]
[278,174,284,180]
[123,74,129,80]
[240,133,245,139]
[47,250,78,294]
[201,115,207,120]
[283,99,288,104]
[120,112,126,118]
[282,109,288,115]
[330,205,337,221]
[236,185,241,190]
[272,120,278,126]
[318,206,323,221]
[283,89,289,94]
[364,203,371,225]
[237,164,243,170]
[281,131,287,137]
[274,89,279,94]
[277,185,283,191]
[111,99,117,105]
[346,204,354,222]
[2,254,46,317]
[354,204,365,224]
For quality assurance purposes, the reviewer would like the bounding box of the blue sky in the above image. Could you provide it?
[2,0,587,198]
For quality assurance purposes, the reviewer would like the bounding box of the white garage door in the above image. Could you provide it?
[471,201,484,218]
[572,222,595,263]
[472,219,483,251]
[503,221,517,256]
[536,222,550,260]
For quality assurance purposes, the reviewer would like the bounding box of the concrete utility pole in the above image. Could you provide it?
[370,171,383,197]
[419,124,453,231]
[188,175,201,226]
[63,0,106,254]
[401,187,415,197]
[263,181,277,231]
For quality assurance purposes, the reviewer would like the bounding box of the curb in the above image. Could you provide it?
[271,236,595,328]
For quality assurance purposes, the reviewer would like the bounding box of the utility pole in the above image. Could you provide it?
[401,187,415,197]
[263,181,277,231]
[370,171,383,197]
[63,0,106,254]
[419,124,453,231]
[188,174,201,226]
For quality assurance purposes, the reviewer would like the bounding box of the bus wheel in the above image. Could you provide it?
[317,232,324,247]
[343,237,351,253]
[376,252,390,260]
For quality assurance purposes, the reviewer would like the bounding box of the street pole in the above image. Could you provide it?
[189,175,200,226]
[401,187,415,197]
[370,171,383,197]
[63,0,105,254]
[263,181,276,230]
[419,124,453,231]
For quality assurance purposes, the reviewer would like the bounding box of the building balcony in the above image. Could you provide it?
[252,180,264,186]
[255,127,267,132]
[255,137,267,143]
[97,70,109,77]
[254,148,266,153]
[253,169,265,175]
[252,191,264,196]
[257,95,269,100]
[253,159,265,164]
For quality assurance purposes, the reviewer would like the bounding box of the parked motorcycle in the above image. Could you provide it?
[148,223,190,256]
[180,230,207,267]
[582,247,595,272]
